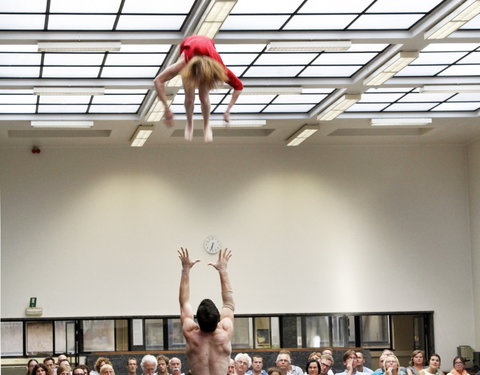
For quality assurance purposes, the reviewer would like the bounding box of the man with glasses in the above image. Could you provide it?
[234,354,252,375]
[320,355,334,375]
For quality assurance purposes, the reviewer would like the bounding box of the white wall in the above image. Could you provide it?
[0,144,476,360]
[468,139,480,349]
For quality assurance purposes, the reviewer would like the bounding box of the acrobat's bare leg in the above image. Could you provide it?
[184,85,195,141]
[199,86,212,142]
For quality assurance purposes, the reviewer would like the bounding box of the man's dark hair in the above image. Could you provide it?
[196,299,220,332]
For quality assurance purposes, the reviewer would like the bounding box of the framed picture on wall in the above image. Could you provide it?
[82,320,115,352]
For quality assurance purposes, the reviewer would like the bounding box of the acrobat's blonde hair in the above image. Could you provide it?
[181,56,228,90]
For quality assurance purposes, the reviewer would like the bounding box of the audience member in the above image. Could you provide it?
[276,351,303,375]
[57,366,71,375]
[407,350,426,375]
[99,365,115,375]
[235,354,252,375]
[140,355,157,375]
[91,358,112,375]
[73,367,86,375]
[78,365,89,375]
[321,351,334,375]
[419,355,444,375]
[319,355,334,375]
[169,358,184,375]
[382,355,402,375]
[33,364,50,375]
[27,360,39,375]
[228,359,235,375]
[268,369,282,375]
[247,356,267,375]
[335,350,362,375]
[57,355,68,366]
[356,353,373,375]
[44,358,56,375]
[305,360,321,375]
[126,358,138,375]
[156,355,169,375]
[446,357,467,375]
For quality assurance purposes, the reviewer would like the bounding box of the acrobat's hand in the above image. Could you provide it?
[208,248,232,272]
[178,247,200,270]
[164,108,174,127]
[223,111,230,124]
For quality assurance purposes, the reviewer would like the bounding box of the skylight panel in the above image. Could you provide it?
[448,93,480,101]
[438,65,480,76]
[105,53,166,66]
[273,95,327,104]
[119,45,171,53]
[413,52,467,65]
[399,92,453,102]
[0,45,37,52]
[394,65,447,76]
[359,93,406,102]
[42,66,100,78]
[299,0,373,13]
[349,14,423,29]
[458,52,480,64]
[220,54,258,66]
[0,0,47,12]
[302,88,335,94]
[366,0,443,13]
[39,96,91,104]
[313,53,377,65]
[255,53,316,65]
[300,65,361,77]
[101,66,159,78]
[226,66,248,77]
[116,15,185,30]
[48,15,116,30]
[431,102,480,111]
[460,14,480,29]
[104,89,148,94]
[89,105,139,113]
[0,53,41,65]
[0,89,33,94]
[0,67,39,77]
[234,95,276,104]
[214,104,265,113]
[384,103,437,111]
[345,103,389,112]
[215,44,266,53]
[0,14,45,29]
[221,15,289,30]
[173,94,225,105]
[0,105,35,113]
[0,95,36,104]
[49,0,121,13]
[92,95,145,104]
[38,105,88,113]
[43,53,105,66]
[122,0,194,13]
[243,66,304,77]
[263,104,315,112]
[284,15,356,30]
[231,0,303,13]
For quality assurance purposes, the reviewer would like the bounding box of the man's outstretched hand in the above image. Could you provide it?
[178,247,200,270]
[208,248,232,272]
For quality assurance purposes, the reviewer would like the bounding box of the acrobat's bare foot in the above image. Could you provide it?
[163,109,174,128]
[204,126,213,143]
[184,123,193,141]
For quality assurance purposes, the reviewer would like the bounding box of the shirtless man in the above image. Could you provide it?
[178,247,235,375]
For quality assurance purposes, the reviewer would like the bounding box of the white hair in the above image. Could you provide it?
[234,353,252,368]
[141,355,157,371]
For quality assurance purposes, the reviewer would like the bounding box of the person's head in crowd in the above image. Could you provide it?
[306,360,321,375]
[427,354,441,373]
[343,350,357,369]
[57,366,71,375]
[100,364,114,375]
[320,355,334,375]
[251,356,265,374]
[234,353,252,375]
[323,349,333,357]
[33,364,50,375]
[169,357,182,375]
[383,355,400,374]
[43,358,56,374]
[356,352,367,370]
[95,358,112,373]
[156,355,169,375]
[309,353,322,362]
[77,365,89,375]
[27,359,39,375]
[73,367,85,375]
[140,355,157,375]
[378,352,393,371]
[127,358,138,375]
[57,355,68,365]
[58,360,70,370]
[267,368,281,375]
[409,351,425,367]
[228,358,235,375]
[276,352,292,373]
[451,357,465,373]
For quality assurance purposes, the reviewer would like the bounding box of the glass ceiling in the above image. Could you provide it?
[0,0,479,119]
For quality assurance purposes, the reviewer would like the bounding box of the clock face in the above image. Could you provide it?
[204,236,221,254]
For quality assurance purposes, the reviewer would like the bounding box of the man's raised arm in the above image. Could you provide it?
[209,249,235,320]
[178,247,200,323]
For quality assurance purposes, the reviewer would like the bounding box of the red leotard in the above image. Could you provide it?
[179,35,244,91]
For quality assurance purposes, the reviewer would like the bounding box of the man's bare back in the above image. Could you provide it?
[178,248,235,375]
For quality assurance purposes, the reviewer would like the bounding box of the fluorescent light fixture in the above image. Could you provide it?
[243,87,302,95]
[364,51,419,86]
[33,87,105,96]
[371,118,432,126]
[197,0,237,38]
[38,41,121,52]
[317,94,361,121]
[425,0,480,39]
[210,120,266,127]
[286,124,318,146]
[130,125,154,147]
[266,41,351,52]
[31,120,94,128]
[145,96,174,123]
[421,85,480,93]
